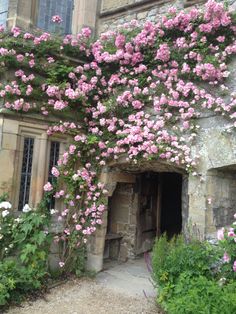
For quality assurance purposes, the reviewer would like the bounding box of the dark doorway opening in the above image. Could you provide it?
[160,173,182,237]
[136,172,182,254]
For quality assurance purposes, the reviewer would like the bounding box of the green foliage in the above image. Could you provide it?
[152,234,218,288]
[0,258,47,306]
[217,221,236,281]
[46,63,74,85]
[167,275,236,314]
[0,201,52,308]
[151,234,234,313]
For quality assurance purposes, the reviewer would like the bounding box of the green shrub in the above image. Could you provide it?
[152,234,219,288]
[0,257,48,305]
[167,274,236,314]
[151,234,234,313]
[0,197,52,308]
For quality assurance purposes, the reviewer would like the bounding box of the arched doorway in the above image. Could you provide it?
[104,171,183,262]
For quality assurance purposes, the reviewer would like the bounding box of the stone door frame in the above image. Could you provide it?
[86,159,195,272]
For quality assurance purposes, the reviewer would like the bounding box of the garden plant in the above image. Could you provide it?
[152,214,236,313]
[0,0,236,308]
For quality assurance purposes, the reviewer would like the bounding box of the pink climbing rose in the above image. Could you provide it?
[51,15,62,24]
[43,182,53,192]
[155,44,170,62]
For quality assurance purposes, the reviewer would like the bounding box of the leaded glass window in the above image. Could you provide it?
[48,141,60,209]
[0,0,9,27]
[18,138,34,211]
[37,0,74,34]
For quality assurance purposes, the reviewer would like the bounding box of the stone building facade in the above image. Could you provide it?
[1,0,236,272]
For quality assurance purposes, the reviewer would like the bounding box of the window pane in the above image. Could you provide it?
[37,0,74,34]
[48,141,60,209]
[18,138,34,211]
[0,0,9,27]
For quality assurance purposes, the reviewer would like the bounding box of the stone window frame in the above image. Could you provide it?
[44,135,68,211]
[13,124,68,212]
[17,136,35,211]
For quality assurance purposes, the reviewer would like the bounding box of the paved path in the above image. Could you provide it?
[7,259,159,314]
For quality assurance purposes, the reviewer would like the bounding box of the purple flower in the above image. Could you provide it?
[51,15,62,24]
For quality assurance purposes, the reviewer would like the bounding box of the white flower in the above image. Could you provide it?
[59,261,65,268]
[218,277,226,287]
[2,210,9,218]
[22,204,32,213]
[0,201,12,209]
[72,174,79,181]
[50,209,58,215]
[0,234,3,240]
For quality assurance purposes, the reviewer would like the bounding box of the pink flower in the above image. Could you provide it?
[51,15,62,24]
[16,54,24,62]
[228,230,235,237]
[59,261,65,268]
[223,252,230,263]
[51,167,60,177]
[233,261,236,272]
[26,85,33,96]
[155,44,170,62]
[69,145,76,154]
[76,224,82,231]
[115,34,126,49]
[24,32,34,39]
[11,27,21,37]
[216,36,225,43]
[81,27,92,38]
[54,100,68,110]
[217,228,225,240]
[29,59,35,68]
[47,57,55,63]
[43,182,53,192]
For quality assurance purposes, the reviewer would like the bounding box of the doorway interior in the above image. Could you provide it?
[136,172,182,254]
[104,171,183,260]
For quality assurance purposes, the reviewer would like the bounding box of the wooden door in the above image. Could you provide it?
[135,173,159,254]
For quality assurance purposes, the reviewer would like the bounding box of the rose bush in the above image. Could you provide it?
[0,0,236,270]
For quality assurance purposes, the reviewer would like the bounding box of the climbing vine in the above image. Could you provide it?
[1,0,236,269]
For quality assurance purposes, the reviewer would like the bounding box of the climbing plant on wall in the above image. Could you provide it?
[0,0,236,269]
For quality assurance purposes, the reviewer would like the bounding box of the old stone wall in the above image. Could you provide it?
[108,182,137,261]
[97,0,236,34]
[98,0,197,34]
[206,170,236,235]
